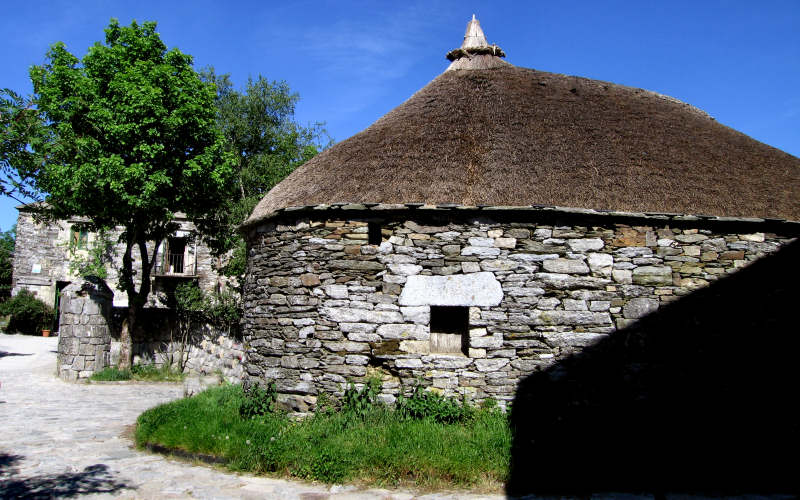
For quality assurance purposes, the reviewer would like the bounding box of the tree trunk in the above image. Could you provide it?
[118,305,135,370]
[117,229,163,371]
[118,233,135,370]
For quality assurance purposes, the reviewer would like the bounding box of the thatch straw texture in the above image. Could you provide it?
[447,53,510,71]
[248,65,800,224]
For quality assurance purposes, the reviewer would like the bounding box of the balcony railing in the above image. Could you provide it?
[154,253,196,276]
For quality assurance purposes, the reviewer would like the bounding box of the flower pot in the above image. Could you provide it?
[42,329,51,337]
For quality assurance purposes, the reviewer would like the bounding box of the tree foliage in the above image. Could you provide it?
[198,69,329,276]
[28,19,234,368]
[1,89,42,203]
[0,226,15,301]
[31,21,233,232]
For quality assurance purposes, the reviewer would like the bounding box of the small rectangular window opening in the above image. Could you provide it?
[70,226,88,249]
[367,221,382,245]
[430,306,469,355]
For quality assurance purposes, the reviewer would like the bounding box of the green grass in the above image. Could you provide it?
[89,367,132,381]
[135,385,512,490]
[130,363,185,382]
[90,364,185,382]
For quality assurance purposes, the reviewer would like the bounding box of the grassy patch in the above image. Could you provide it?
[90,366,132,381]
[130,363,185,382]
[90,364,185,382]
[135,385,511,490]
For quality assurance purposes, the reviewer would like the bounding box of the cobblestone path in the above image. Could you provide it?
[0,333,502,499]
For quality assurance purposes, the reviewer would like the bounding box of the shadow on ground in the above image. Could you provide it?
[0,452,132,499]
[0,350,32,358]
[0,453,23,477]
[507,239,800,496]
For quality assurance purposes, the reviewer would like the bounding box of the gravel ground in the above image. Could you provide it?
[0,333,504,499]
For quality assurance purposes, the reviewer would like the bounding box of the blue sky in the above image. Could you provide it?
[2,0,798,231]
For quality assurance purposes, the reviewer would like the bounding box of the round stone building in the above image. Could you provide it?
[239,17,800,414]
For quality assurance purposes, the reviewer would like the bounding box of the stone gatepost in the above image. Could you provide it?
[57,277,114,381]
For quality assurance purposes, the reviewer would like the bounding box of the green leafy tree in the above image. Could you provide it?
[29,20,234,369]
[198,69,329,277]
[1,89,42,203]
[0,225,15,301]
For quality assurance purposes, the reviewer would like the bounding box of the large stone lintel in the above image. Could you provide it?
[16,276,52,286]
[398,272,503,306]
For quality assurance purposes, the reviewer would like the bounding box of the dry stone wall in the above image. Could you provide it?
[53,277,244,382]
[182,331,245,383]
[108,308,245,383]
[127,329,245,384]
[241,208,796,411]
[57,278,114,380]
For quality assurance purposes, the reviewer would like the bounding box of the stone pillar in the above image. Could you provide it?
[57,277,114,381]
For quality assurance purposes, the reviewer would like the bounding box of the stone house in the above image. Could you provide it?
[12,206,247,381]
[11,205,222,329]
[238,17,799,413]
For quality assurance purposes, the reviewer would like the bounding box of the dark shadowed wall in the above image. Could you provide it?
[507,239,800,495]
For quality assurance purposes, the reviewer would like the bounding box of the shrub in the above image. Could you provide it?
[396,385,475,424]
[0,290,54,334]
[175,281,242,331]
[175,281,206,315]
[239,381,277,419]
[206,290,241,330]
[342,377,382,417]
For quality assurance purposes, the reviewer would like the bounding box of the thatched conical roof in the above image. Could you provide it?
[247,17,800,225]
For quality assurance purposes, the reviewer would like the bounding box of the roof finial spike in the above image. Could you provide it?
[462,14,488,49]
[445,15,507,69]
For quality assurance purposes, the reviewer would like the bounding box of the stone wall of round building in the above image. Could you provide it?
[241,207,797,412]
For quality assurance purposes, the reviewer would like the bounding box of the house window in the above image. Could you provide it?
[368,221,382,245]
[70,226,88,249]
[429,306,469,355]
